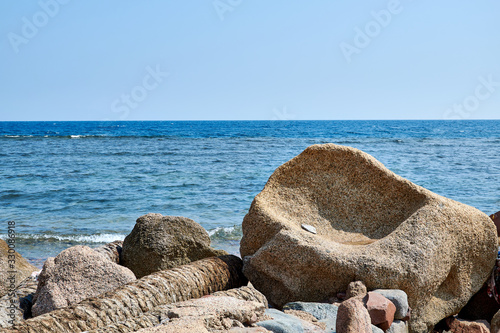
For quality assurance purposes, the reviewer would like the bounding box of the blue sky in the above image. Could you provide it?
[1,1,499,120]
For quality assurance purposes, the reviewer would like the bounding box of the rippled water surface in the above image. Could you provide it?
[1,120,499,264]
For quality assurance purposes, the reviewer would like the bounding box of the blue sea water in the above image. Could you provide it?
[1,120,499,266]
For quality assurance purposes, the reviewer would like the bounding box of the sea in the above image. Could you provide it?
[1,120,499,268]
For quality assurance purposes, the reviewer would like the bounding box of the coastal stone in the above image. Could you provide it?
[446,316,490,333]
[0,276,38,327]
[491,309,500,333]
[490,211,500,236]
[283,301,338,332]
[372,325,384,333]
[283,301,339,320]
[212,285,269,308]
[31,245,136,317]
[240,143,498,333]
[13,255,247,333]
[0,239,37,298]
[386,320,409,333]
[346,280,367,299]
[135,319,210,333]
[372,289,409,320]
[143,296,265,332]
[458,285,499,322]
[122,213,227,278]
[336,297,372,333]
[93,240,123,264]
[229,328,271,332]
[365,291,396,331]
[256,308,325,333]
[283,309,327,330]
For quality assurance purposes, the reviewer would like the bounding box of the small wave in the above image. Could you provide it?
[2,135,33,138]
[0,193,22,200]
[208,225,242,241]
[0,233,126,244]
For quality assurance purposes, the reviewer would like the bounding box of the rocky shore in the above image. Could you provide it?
[1,144,499,333]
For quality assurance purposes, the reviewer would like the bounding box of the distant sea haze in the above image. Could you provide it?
[1,120,499,264]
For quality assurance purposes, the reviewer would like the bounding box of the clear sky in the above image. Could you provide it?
[1,1,499,121]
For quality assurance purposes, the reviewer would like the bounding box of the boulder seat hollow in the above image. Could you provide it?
[240,143,497,333]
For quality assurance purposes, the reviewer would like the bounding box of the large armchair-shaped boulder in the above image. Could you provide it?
[240,144,497,333]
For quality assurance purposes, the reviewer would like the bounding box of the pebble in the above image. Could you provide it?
[301,224,317,234]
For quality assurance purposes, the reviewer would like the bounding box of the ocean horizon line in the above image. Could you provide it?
[1,119,500,122]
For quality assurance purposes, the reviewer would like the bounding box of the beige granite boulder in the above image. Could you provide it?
[31,245,136,317]
[122,213,227,278]
[240,143,498,333]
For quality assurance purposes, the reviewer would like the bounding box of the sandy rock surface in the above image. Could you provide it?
[240,143,498,332]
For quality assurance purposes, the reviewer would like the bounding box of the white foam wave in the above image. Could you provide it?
[208,227,235,236]
[0,233,126,243]
[207,225,242,240]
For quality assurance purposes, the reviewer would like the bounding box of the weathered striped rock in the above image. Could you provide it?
[240,143,497,333]
[85,285,266,333]
[5,255,246,333]
[212,285,268,308]
[93,240,123,264]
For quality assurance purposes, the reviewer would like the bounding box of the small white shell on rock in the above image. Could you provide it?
[301,224,317,234]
